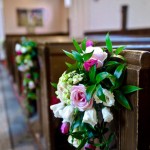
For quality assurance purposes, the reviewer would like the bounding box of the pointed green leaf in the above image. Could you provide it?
[105,33,112,53]
[65,62,72,68]
[72,50,83,62]
[115,90,131,110]
[96,84,106,102]
[114,64,126,79]
[63,50,75,60]
[73,38,82,53]
[77,138,87,150]
[83,51,94,61]
[96,72,109,83]
[51,82,57,88]
[122,85,142,94]
[89,65,96,83]
[105,61,120,67]
[66,63,78,73]
[115,46,126,55]
[81,38,87,51]
[86,85,96,102]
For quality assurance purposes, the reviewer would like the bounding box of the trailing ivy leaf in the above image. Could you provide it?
[96,72,109,83]
[81,38,87,51]
[105,33,112,53]
[63,50,75,60]
[86,85,96,102]
[115,46,126,55]
[96,84,106,102]
[89,65,96,83]
[73,38,82,53]
[77,138,87,150]
[114,90,131,110]
[114,64,126,79]
[72,50,83,62]
[65,62,72,68]
[83,51,94,61]
[111,54,126,61]
[122,85,142,94]
[105,61,120,67]
[51,82,57,88]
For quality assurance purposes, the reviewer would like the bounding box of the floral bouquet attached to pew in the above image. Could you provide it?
[50,34,141,150]
[15,39,39,114]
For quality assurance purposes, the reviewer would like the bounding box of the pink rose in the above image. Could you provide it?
[83,59,98,71]
[71,84,93,111]
[61,122,70,134]
[86,40,94,47]
[85,47,107,68]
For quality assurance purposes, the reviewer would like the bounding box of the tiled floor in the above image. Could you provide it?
[0,64,36,150]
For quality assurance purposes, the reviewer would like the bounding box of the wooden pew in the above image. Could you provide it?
[37,38,150,150]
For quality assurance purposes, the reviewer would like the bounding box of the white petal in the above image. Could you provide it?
[15,44,21,52]
[102,107,113,123]
[62,105,74,124]
[82,108,98,127]
[50,102,65,118]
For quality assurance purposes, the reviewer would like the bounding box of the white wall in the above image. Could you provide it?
[4,0,68,34]
[70,0,150,37]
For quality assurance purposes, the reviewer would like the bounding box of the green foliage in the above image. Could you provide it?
[105,33,112,53]
[86,85,96,102]
[114,90,131,110]
[122,85,142,94]
[89,65,96,83]
[115,46,126,55]
[73,38,82,53]
[96,84,106,102]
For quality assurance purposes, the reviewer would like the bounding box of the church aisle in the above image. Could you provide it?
[0,64,36,150]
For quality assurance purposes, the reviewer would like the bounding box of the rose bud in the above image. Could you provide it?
[26,73,31,79]
[86,40,94,47]
[84,143,96,150]
[61,122,70,134]
[16,51,22,55]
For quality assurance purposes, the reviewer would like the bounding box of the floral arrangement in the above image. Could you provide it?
[15,39,39,115]
[50,34,141,150]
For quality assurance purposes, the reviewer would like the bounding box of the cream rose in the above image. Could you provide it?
[94,88,115,107]
[102,107,113,123]
[82,108,98,127]
[85,46,107,68]
[50,102,65,118]
[62,105,74,124]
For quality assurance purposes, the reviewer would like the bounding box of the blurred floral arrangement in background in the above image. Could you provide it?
[50,33,141,150]
[15,39,39,116]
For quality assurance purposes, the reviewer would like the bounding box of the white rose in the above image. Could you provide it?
[15,44,21,52]
[62,105,74,124]
[82,108,98,127]
[50,102,65,118]
[102,107,113,123]
[28,81,35,89]
[94,89,115,107]
[68,135,81,148]
[93,92,102,104]
[18,65,29,72]
[85,46,107,68]
[21,47,27,53]
[103,89,115,107]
